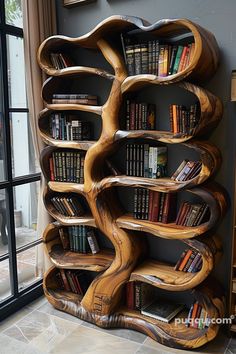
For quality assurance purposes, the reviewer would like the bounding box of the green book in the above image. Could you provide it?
[172,45,184,74]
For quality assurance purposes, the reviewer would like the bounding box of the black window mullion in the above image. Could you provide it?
[1,10,19,297]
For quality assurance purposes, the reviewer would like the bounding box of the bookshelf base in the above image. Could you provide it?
[44,267,224,350]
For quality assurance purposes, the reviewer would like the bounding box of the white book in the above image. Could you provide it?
[87,230,100,254]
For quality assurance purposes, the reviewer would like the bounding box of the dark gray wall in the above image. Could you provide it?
[55,0,236,302]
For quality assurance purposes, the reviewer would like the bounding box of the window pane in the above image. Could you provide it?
[0,189,8,256]
[10,112,40,177]
[0,112,6,182]
[7,35,27,108]
[14,180,40,250]
[5,0,23,28]
[17,244,43,292]
[0,44,6,182]
[0,258,12,302]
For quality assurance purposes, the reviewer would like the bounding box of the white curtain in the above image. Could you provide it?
[22,0,57,276]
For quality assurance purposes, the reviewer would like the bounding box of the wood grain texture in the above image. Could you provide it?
[38,15,225,349]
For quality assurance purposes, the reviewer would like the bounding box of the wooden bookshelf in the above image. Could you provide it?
[38,15,227,349]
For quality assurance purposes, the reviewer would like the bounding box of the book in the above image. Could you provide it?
[86,228,100,254]
[141,299,184,323]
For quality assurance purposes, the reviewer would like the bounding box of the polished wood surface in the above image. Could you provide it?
[38,15,225,349]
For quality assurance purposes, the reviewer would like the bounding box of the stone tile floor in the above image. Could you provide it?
[0,295,234,354]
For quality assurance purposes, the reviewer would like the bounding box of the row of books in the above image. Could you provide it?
[50,113,92,141]
[133,189,177,223]
[133,188,209,227]
[59,226,100,254]
[50,52,73,70]
[122,34,194,76]
[56,269,91,296]
[51,94,98,105]
[176,201,209,226]
[174,249,203,273]
[169,103,200,135]
[125,100,156,130]
[126,144,167,178]
[186,302,210,329]
[126,282,209,327]
[49,151,85,183]
[51,196,85,217]
[171,159,202,181]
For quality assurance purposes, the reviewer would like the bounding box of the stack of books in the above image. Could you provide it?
[52,94,98,105]
[50,52,73,69]
[50,113,91,141]
[126,281,155,311]
[176,202,209,227]
[49,150,85,183]
[169,103,200,135]
[126,144,167,178]
[174,249,203,272]
[171,159,202,181]
[51,196,85,217]
[56,269,91,296]
[125,99,156,130]
[133,188,177,224]
[121,34,195,77]
[59,226,100,254]
[141,298,185,323]
[186,302,210,329]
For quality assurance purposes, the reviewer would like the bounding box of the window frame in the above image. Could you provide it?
[0,0,43,312]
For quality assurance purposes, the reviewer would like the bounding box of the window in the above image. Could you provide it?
[0,0,42,315]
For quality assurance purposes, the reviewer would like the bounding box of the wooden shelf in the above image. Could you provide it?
[48,244,114,271]
[116,214,209,240]
[130,260,196,291]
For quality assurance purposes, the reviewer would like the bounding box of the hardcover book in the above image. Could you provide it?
[141,299,184,323]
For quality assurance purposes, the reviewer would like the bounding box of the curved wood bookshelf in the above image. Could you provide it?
[38,15,226,349]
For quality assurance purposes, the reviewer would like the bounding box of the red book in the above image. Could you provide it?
[126,282,134,310]
[59,269,71,292]
[162,193,177,223]
[49,157,55,181]
[148,191,154,221]
[151,192,161,222]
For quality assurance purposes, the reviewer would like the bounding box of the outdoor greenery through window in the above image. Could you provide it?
[0,0,42,309]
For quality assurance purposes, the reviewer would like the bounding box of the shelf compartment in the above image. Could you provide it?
[38,16,219,84]
[40,146,87,184]
[105,139,221,192]
[44,266,224,350]
[43,223,114,271]
[119,81,222,140]
[38,108,100,149]
[43,186,94,225]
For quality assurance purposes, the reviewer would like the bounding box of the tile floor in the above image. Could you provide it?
[0,295,235,354]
